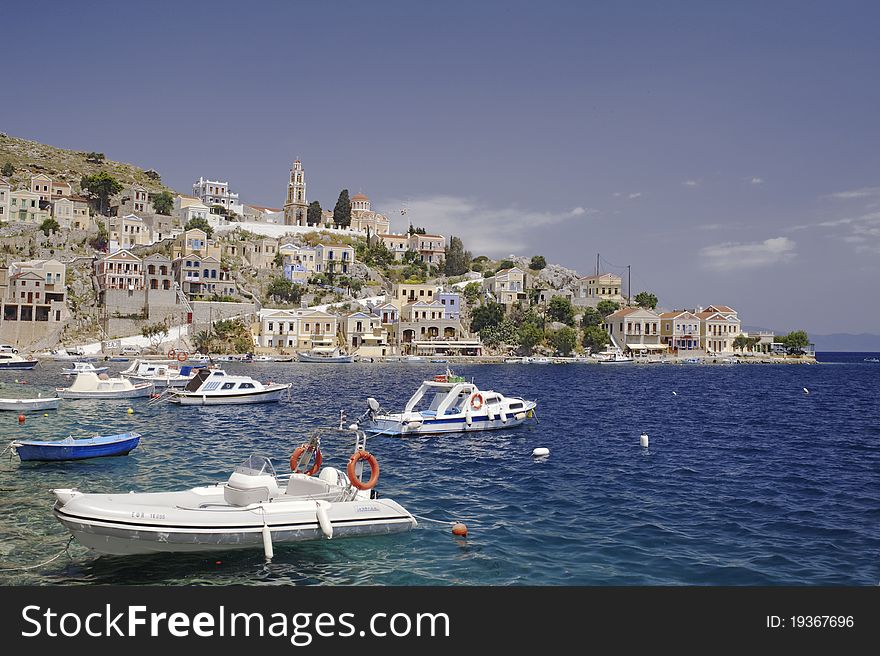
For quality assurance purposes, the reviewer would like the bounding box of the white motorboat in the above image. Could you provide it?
[360,371,537,436]
[57,372,154,399]
[51,429,416,555]
[0,353,39,370]
[0,395,61,411]
[592,347,634,364]
[120,359,202,388]
[298,348,354,363]
[168,368,290,405]
[61,361,108,375]
[529,357,552,364]
[251,355,274,362]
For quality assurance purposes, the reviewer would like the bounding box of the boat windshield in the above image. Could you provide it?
[234,455,276,477]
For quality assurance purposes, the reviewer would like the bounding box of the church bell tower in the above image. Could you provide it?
[283,159,308,225]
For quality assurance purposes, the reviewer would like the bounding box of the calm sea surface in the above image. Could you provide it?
[0,353,878,585]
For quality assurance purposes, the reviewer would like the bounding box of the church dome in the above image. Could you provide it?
[351,193,369,201]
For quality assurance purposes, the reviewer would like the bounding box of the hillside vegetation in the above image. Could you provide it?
[0,132,175,195]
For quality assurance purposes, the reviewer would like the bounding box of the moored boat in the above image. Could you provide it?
[13,432,141,462]
[168,368,290,405]
[51,428,415,555]
[0,353,39,370]
[298,348,354,363]
[61,361,108,375]
[0,396,61,412]
[120,359,202,388]
[57,372,154,399]
[360,370,537,436]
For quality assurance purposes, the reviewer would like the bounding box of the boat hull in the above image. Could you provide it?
[0,360,38,370]
[53,492,415,555]
[0,397,61,411]
[14,433,140,461]
[169,385,289,405]
[365,405,537,436]
[57,385,154,399]
[297,354,354,363]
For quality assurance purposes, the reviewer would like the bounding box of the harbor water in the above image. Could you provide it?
[0,353,878,585]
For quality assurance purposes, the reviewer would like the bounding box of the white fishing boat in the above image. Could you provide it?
[298,348,354,363]
[360,370,537,436]
[168,368,290,405]
[51,428,416,555]
[592,347,634,364]
[61,361,108,375]
[0,395,61,411]
[0,353,39,370]
[120,359,202,388]
[57,372,154,399]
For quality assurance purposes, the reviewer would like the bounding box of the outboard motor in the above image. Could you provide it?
[224,455,279,506]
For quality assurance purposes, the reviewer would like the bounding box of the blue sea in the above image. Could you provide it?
[0,353,878,585]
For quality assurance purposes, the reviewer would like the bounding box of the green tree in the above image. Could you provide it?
[529,255,547,270]
[151,190,174,215]
[463,282,481,305]
[266,277,302,304]
[85,152,105,164]
[549,326,578,356]
[90,221,109,251]
[581,306,602,329]
[184,216,213,238]
[192,330,212,354]
[80,171,123,215]
[1,162,14,177]
[333,189,351,228]
[38,218,60,236]
[210,204,228,216]
[635,291,658,310]
[273,250,284,268]
[444,236,471,276]
[518,321,544,353]
[496,259,515,271]
[596,299,620,318]
[547,295,576,326]
[582,326,610,353]
[470,301,505,334]
[733,334,750,352]
[141,322,169,348]
[307,200,322,226]
[778,330,810,355]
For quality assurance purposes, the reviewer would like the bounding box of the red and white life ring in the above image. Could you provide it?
[167,349,176,359]
[290,444,323,476]
[177,351,189,362]
[470,393,484,411]
[347,450,380,490]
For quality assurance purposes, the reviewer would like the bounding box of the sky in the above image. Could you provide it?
[3,1,879,334]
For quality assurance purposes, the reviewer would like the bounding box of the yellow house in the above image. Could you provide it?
[53,196,92,230]
[659,310,701,351]
[341,311,389,356]
[172,228,221,260]
[577,273,624,303]
[696,307,741,354]
[390,282,437,309]
[9,189,50,224]
[107,214,153,251]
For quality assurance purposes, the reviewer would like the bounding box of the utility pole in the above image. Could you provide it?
[627,265,631,306]
[596,253,600,277]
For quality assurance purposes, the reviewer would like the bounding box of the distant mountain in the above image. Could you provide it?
[810,333,880,352]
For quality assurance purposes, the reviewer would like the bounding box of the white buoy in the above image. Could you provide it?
[261,523,274,560]
[640,433,649,449]
[672,391,677,396]
[532,447,550,457]
[803,387,810,395]
[316,501,333,539]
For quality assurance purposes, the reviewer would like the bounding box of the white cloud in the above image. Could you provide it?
[378,195,595,256]
[750,177,764,185]
[683,180,699,187]
[699,237,796,271]
[612,192,622,198]
[825,187,880,200]
[628,192,642,199]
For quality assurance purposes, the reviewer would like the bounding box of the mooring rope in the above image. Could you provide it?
[0,537,74,572]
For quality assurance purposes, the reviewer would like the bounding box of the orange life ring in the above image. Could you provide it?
[470,393,484,411]
[177,351,188,362]
[167,349,176,359]
[290,444,322,476]
[433,374,447,382]
[347,450,380,490]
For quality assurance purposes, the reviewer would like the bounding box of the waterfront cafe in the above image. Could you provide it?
[411,338,483,357]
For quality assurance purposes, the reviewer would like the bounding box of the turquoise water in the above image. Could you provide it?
[0,354,878,585]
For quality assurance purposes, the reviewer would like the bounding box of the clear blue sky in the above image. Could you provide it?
[4,1,879,333]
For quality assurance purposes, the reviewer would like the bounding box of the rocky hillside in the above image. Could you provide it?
[0,132,175,195]
[508,255,581,290]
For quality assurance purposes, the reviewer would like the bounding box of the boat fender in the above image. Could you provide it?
[500,411,508,424]
[465,410,473,426]
[515,412,526,420]
[316,501,333,539]
[487,406,496,421]
[290,444,322,476]
[348,451,380,490]
[261,522,274,560]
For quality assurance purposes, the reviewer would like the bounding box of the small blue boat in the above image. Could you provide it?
[12,432,141,462]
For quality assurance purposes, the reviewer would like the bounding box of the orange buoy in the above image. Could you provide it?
[18,414,25,423]
[451,523,468,537]
[290,444,322,476]
[347,450,380,490]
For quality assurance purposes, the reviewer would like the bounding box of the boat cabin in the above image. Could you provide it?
[183,368,260,393]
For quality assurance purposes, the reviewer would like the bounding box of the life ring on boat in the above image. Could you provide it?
[177,351,189,362]
[347,450,380,490]
[470,393,484,411]
[167,349,176,359]
[290,444,323,476]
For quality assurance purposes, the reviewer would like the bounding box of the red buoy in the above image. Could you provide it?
[18,414,25,423]
[451,523,468,537]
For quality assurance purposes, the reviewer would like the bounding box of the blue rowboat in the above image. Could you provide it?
[12,432,141,462]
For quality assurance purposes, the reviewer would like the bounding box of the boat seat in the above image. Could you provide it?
[286,474,333,496]
[223,472,279,506]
